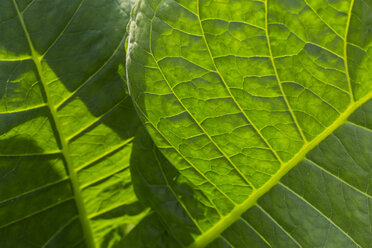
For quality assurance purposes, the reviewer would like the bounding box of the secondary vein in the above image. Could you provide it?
[264,0,309,144]
[149,6,257,191]
[344,0,355,102]
[196,0,285,166]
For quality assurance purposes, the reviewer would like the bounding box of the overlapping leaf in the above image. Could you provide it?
[0,0,147,247]
[126,0,372,247]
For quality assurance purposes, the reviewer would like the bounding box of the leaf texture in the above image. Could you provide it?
[126,0,372,247]
[129,104,372,248]
[0,0,147,247]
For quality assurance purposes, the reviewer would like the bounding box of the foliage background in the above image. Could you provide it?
[0,0,371,247]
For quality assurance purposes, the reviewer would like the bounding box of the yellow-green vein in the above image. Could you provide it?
[11,1,95,247]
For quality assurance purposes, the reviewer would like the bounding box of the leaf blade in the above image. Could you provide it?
[0,0,146,247]
[126,0,372,246]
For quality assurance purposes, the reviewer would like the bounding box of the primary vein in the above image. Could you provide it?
[11,1,95,247]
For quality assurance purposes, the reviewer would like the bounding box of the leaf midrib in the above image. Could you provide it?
[187,91,372,248]
[11,1,95,247]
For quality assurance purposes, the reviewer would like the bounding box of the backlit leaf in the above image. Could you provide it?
[126,0,372,247]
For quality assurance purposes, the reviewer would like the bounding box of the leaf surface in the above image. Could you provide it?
[126,0,372,247]
[0,0,147,247]
[129,106,372,248]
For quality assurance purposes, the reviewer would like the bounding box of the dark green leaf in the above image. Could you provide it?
[0,0,147,247]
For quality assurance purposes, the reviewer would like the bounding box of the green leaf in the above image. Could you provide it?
[130,127,221,245]
[126,0,372,247]
[118,212,182,248]
[128,107,372,248]
[0,0,148,247]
